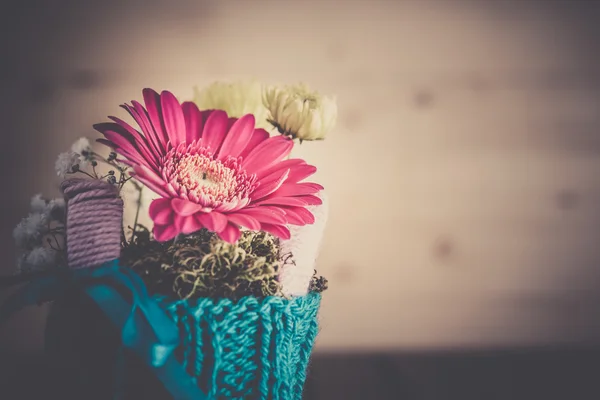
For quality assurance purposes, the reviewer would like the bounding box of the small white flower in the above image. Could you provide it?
[193,80,271,130]
[48,197,65,212]
[71,137,91,154]
[70,137,93,168]
[263,83,337,142]
[55,151,81,177]
[20,247,57,272]
[30,194,47,214]
[13,213,48,247]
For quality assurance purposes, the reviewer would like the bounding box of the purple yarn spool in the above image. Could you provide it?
[61,178,123,269]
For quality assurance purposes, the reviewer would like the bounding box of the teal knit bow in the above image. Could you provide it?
[0,260,207,400]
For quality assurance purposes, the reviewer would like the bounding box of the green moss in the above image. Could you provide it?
[120,227,282,301]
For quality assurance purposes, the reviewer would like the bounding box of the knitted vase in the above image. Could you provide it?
[45,291,321,399]
[161,293,320,399]
[46,178,322,399]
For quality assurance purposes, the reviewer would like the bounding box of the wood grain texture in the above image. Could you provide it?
[1,0,600,352]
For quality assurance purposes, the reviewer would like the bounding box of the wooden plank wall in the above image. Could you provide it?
[1,0,600,353]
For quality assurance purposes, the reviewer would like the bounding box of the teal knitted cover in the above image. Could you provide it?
[45,291,321,399]
[162,293,321,399]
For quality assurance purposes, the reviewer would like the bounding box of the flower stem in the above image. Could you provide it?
[75,170,97,179]
[131,184,143,244]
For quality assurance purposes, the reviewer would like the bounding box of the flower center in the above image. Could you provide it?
[162,143,257,208]
[176,154,237,199]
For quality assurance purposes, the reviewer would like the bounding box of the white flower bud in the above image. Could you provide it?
[263,83,337,141]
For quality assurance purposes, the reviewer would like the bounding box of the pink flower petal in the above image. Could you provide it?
[201,110,229,156]
[153,208,173,225]
[260,223,291,240]
[255,158,306,181]
[214,197,247,213]
[160,91,186,147]
[174,214,203,235]
[295,195,323,205]
[241,135,294,175]
[258,205,287,217]
[143,88,169,150]
[170,198,204,216]
[132,166,170,197]
[279,207,306,226]
[153,224,178,242]
[286,164,318,183]
[217,114,255,160]
[226,213,261,231]
[181,101,202,144]
[253,196,308,207]
[93,123,138,153]
[200,110,214,132]
[268,182,323,198]
[95,127,153,170]
[149,198,172,219]
[239,128,270,159]
[282,206,315,225]
[217,223,241,243]
[117,105,163,160]
[107,116,159,169]
[131,100,165,155]
[96,138,116,149]
[251,169,289,200]
[236,207,287,225]
[195,211,228,233]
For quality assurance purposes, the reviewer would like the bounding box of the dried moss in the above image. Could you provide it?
[120,227,282,301]
[308,271,328,293]
[120,226,329,301]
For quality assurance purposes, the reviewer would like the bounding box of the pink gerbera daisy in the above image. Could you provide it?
[94,89,322,243]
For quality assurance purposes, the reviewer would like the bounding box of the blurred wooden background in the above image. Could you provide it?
[1,0,600,354]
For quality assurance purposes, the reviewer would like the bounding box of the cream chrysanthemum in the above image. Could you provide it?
[263,83,337,142]
[193,80,271,130]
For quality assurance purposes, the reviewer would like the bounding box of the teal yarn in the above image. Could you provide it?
[44,292,320,399]
[160,293,321,400]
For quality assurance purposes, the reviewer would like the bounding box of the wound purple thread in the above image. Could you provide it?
[61,178,123,269]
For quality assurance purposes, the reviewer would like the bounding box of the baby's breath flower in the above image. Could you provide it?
[263,83,337,142]
[48,197,65,211]
[193,80,271,130]
[30,194,47,214]
[71,137,93,168]
[55,151,81,177]
[13,213,48,247]
[71,137,91,154]
[20,247,57,272]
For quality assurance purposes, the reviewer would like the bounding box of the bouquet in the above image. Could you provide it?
[1,81,337,399]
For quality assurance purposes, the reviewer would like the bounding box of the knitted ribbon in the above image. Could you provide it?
[0,260,207,400]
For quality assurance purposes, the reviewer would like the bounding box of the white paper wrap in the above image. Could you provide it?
[278,191,329,297]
